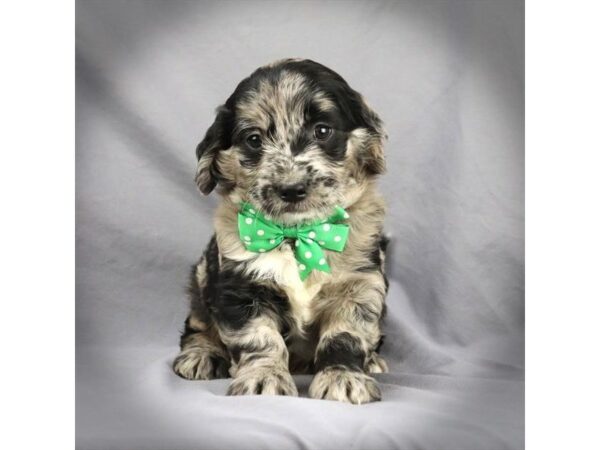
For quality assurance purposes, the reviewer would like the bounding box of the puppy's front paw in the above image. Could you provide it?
[227,367,298,396]
[173,349,230,380]
[309,368,381,404]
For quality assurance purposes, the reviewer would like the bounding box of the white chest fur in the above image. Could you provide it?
[244,244,322,332]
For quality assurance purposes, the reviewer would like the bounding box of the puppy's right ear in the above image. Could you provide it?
[194,106,233,195]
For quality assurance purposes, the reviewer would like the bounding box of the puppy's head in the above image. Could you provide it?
[195,58,385,224]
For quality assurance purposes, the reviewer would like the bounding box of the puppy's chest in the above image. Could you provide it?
[245,243,322,327]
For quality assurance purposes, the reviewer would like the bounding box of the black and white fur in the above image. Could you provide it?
[173,59,389,404]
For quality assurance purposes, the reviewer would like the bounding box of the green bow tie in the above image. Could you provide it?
[237,203,350,280]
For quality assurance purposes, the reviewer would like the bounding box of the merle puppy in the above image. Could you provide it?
[173,59,388,404]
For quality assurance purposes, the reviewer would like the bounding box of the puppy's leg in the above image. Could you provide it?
[220,316,297,396]
[173,254,231,380]
[173,315,230,380]
[309,273,387,404]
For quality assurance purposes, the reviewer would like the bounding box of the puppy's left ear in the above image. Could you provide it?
[352,95,387,176]
[194,106,233,195]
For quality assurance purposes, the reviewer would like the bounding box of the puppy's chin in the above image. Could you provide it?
[254,198,337,226]
[276,208,331,226]
[229,188,348,225]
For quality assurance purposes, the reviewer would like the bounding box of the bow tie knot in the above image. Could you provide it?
[237,203,350,280]
[281,226,300,239]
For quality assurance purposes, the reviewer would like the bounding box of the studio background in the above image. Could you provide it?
[76,1,524,449]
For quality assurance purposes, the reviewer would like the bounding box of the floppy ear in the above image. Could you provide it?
[194,106,233,195]
[353,94,387,176]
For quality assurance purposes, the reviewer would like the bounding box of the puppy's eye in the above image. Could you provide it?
[246,134,262,149]
[314,124,332,140]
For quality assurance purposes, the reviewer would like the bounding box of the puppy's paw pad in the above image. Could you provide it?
[227,368,298,396]
[173,349,229,380]
[309,368,381,404]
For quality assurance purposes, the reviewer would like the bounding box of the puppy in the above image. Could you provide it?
[173,59,389,404]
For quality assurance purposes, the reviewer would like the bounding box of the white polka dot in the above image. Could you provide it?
[244,236,251,241]
[308,231,316,239]
[304,251,312,259]
[319,258,326,265]
[306,238,313,244]
[269,239,276,244]
[298,264,306,271]
[319,241,325,245]
[343,212,350,219]
[334,235,341,242]
[245,218,253,225]
[257,229,265,236]
[258,248,266,253]
[248,208,255,214]
[295,240,300,247]
[323,224,331,231]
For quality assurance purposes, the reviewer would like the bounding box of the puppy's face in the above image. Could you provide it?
[195,59,385,224]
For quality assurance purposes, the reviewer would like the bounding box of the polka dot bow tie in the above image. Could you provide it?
[237,203,350,280]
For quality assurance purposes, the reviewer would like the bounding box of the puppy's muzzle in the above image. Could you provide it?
[277,183,307,203]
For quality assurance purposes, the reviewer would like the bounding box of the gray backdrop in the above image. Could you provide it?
[76,1,524,449]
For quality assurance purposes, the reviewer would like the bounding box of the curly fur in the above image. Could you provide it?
[174,59,389,404]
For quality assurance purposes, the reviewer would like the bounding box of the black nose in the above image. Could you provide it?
[278,183,307,203]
